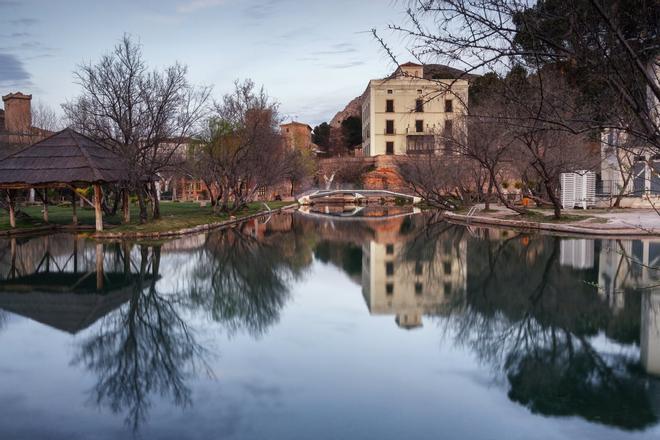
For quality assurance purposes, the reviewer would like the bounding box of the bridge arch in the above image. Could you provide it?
[297,189,422,205]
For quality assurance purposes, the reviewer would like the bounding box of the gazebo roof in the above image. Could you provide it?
[0,127,128,187]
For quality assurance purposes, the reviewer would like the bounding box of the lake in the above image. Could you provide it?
[0,209,658,440]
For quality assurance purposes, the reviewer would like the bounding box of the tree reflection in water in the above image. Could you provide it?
[189,224,309,336]
[444,231,659,430]
[73,244,210,431]
[72,220,312,432]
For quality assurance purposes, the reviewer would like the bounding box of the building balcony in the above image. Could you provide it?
[406,135,436,155]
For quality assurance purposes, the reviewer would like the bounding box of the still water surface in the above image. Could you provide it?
[0,209,659,439]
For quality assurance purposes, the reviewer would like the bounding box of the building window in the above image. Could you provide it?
[386,99,394,113]
[415,261,423,275]
[386,283,394,295]
[415,99,424,112]
[386,244,394,255]
[386,262,394,276]
[445,99,453,112]
[387,89,393,94]
[417,89,423,94]
[386,141,394,155]
[443,282,452,295]
[415,120,424,133]
[258,187,267,198]
[443,262,452,275]
[385,120,395,135]
[415,283,423,295]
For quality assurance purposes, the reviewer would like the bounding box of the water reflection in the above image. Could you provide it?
[188,219,309,336]
[460,231,659,430]
[0,213,659,437]
[361,219,467,329]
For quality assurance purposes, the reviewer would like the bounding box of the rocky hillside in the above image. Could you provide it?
[329,89,367,128]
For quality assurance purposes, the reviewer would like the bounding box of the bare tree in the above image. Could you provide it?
[191,80,292,213]
[32,101,62,132]
[381,0,659,151]
[397,155,465,210]
[63,34,210,223]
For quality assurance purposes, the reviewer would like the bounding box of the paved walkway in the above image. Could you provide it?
[448,205,660,236]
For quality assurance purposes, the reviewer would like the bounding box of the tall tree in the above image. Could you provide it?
[312,122,331,150]
[341,116,363,150]
[191,80,292,213]
[63,35,210,223]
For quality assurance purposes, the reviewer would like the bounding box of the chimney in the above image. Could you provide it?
[398,62,424,79]
[2,92,32,134]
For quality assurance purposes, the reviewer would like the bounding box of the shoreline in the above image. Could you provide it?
[2,204,658,240]
[95,203,300,240]
[442,211,660,238]
[0,203,299,240]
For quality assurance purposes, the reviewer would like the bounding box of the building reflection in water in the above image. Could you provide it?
[560,238,595,269]
[594,238,660,378]
[0,235,142,334]
[361,219,467,329]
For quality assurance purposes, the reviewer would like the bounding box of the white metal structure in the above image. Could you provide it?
[560,171,596,209]
[297,189,422,205]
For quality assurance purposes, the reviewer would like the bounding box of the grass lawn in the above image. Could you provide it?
[0,200,292,234]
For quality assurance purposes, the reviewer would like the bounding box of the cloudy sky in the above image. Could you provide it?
[0,0,417,125]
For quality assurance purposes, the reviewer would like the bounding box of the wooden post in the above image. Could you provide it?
[71,189,78,226]
[9,238,16,279]
[42,189,49,223]
[6,190,15,228]
[122,189,130,224]
[96,242,104,291]
[93,184,103,232]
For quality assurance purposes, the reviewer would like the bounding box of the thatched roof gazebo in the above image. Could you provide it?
[0,128,129,231]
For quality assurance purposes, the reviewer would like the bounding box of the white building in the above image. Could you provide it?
[361,62,471,156]
[600,58,660,199]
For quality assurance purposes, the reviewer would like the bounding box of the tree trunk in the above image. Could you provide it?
[613,171,633,208]
[485,177,494,211]
[6,190,16,228]
[93,184,104,232]
[122,189,130,224]
[137,187,148,224]
[544,181,562,219]
[150,181,161,220]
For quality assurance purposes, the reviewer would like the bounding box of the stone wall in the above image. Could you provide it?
[317,156,409,192]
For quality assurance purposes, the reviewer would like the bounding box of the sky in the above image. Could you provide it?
[0,0,417,126]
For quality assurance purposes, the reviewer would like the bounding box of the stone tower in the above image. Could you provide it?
[2,92,32,134]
